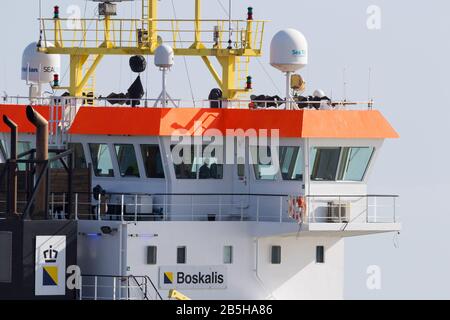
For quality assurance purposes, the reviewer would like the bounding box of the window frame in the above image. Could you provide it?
[316,245,325,264]
[309,146,375,183]
[140,144,165,179]
[223,245,233,264]
[271,245,281,264]
[177,246,187,264]
[146,246,157,265]
[89,143,115,178]
[114,143,141,178]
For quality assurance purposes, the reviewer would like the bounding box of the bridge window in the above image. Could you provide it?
[280,146,303,180]
[115,144,140,177]
[251,146,278,180]
[171,145,223,179]
[18,141,31,171]
[89,143,114,177]
[310,147,340,181]
[338,147,374,181]
[68,143,87,169]
[140,144,164,178]
[195,145,223,179]
[171,145,196,179]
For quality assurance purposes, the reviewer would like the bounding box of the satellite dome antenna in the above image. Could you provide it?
[270,29,308,110]
[154,44,176,108]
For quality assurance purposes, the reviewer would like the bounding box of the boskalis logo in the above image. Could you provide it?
[160,266,227,289]
[177,271,224,285]
[42,245,59,286]
[164,272,174,284]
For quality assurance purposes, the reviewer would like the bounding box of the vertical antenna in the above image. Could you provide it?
[227,0,232,49]
[368,67,373,109]
[342,67,347,102]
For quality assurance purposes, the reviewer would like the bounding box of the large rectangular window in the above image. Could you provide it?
[68,143,87,169]
[89,143,114,177]
[338,147,374,181]
[177,246,187,264]
[114,144,140,177]
[171,145,223,179]
[251,146,278,180]
[141,144,165,178]
[280,146,303,180]
[310,147,341,181]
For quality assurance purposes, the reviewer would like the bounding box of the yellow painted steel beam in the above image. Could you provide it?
[201,56,222,88]
[41,47,262,57]
[69,55,88,96]
[77,54,104,94]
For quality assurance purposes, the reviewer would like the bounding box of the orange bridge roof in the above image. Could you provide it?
[0,105,399,139]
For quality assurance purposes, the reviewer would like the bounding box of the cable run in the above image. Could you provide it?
[170,0,196,105]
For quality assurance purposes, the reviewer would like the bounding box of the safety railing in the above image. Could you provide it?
[0,95,374,110]
[79,274,162,300]
[20,192,400,225]
[39,18,266,52]
[305,195,399,224]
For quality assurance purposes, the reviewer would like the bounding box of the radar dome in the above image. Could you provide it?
[154,44,174,68]
[21,42,60,83]
[270,29,308,73]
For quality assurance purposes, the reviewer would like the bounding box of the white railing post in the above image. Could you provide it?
[62,192,66,218]
[113,277,117,300]
[256,196,260,222]
[393,197,396,223]
[97,194,101,221]
[79,275,82,300]
[218,195,222,221]
[94,276,98,300]
[75,193,78,220]
[134,194,138,222]
[279,196,283,223]
[191,195,194,221]
[121,194,124,222]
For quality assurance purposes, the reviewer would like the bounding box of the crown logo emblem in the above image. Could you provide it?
[43,245,58,263]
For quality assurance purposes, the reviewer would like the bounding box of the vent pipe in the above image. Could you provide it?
[25,105,48,218]
[2,115,18,216]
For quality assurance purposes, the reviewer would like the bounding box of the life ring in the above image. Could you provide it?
[288,195,306,224]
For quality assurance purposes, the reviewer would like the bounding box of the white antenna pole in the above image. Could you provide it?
[285,72,292,110]
[228,0,232,49]
[343,67,347,101]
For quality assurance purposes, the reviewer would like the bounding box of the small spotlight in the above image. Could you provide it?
[100,226,117,235]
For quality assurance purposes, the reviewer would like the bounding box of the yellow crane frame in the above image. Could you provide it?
[38,0,267,100]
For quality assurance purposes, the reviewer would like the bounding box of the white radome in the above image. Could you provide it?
[270,29,308,73]
[154,44,174,68]
[21,42,60,83]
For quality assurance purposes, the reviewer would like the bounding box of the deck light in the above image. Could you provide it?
[246,76,252,90]
[247,7,253,20]
[52,74,59,87]
[53,6,59,19]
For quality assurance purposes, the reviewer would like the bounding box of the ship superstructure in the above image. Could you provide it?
[0,0,399,300]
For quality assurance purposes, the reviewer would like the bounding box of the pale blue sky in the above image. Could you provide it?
[1,0,449,299]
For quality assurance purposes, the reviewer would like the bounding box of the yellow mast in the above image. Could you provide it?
[41,1,266,100]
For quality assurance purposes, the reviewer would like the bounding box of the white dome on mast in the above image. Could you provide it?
[270,29,308,73]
